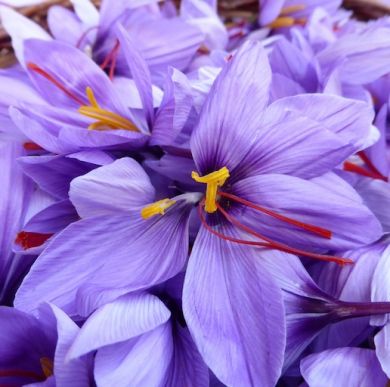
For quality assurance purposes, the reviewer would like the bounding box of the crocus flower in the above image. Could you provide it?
[14,157,198,317]
[0,304,92,386]
[66,276,209,386]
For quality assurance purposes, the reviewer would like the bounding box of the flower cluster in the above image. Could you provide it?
[0,0,390,386]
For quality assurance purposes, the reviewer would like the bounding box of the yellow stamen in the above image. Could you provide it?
[141,199,176,219]
[40,357,53,378]
[79,87,139,132]
[280,4,306,16]
[192,167,230,213]
[267,16,295,28]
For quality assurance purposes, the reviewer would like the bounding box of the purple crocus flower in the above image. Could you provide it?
[66,276,209,386]
[14,157,198,318]
[0,304,92,386]
[180,40,382,386]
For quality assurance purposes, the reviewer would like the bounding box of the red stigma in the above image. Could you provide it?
[198,199,353,266]
[344,151,388,182]
[0,368,45,382]
[26,63,84,105]
[100,40,120,80]
[23,142,44,151]
[219,191,332,239]
[15,231,53,250]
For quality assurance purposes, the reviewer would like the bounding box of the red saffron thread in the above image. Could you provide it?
[27,63,84,105]
[0,369,45,381]
[357,151,388,182]
[197,201,352,265]
[15,231,53,250]
[343,161,387,181]
[23,142,44,151]
[218,191,332,239]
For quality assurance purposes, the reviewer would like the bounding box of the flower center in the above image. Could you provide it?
[191,167,230,213]
[267,4,306,28]
[79,87,139,132]
[27,63,138,132]
[192,167,352,266]
[141,199,176,219]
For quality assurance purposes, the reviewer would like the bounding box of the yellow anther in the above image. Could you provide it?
[192,167,230,213]
[280,4,306,16]
[79,87,139,132]
[40,357,53,378]
[267,16,295,28]
[141,198,176,219]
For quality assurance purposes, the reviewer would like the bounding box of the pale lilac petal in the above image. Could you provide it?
[150,68,193,146]
[69,158,155,217]
[232,173,382,251]
[68,293,170,358]
[355,179,390,233]
[301,348,387,387]
[371,245,390,325]
[375,322,390,378]
[266,94,375,153]
[94,322,173,387]
[191,40,272,174]
[318,28,390,85]
[47,304,92,387]
[116,24,154,126]
[47,6,84,46]
[166,323,209,387]
[236,108,354,180]
[0,6,51,65]
[258,0,284,25]
[183,225,285,386]
[15,201,191,316]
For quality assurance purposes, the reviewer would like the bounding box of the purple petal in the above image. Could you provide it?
[18,154,95,200]
[375,322,390,378]
[318,27,390,85]
[191,40,272,174]
[94,322,173,386]
[301,348,387,386]
[0,6,51,64]
[166,322,209,387]
[47,304,92,387]
[150,68,193,146]
[69,158,155,217]
[47,6,84,46]
[266,94,375,155]
[116,24,154,126]
[371,244,390,325]
[68,292,170,358]
[183,225,285,386]
[232,173,382,251]
[15,201,192,316]
[258,0,284,25]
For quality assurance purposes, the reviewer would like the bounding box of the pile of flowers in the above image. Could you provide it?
[0,0,390,385]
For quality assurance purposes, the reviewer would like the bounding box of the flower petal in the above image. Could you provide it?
[15,201,192,316]
[69,158,155,217]
[191,40,272,174]
[68,292,170,358]
[232,173,382,251]
[0,6,51,65]
[301,348,387,387]
[183,225,285,386]
[116,24,154,127]
[94,322,173,387]
[47,304,92,387]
